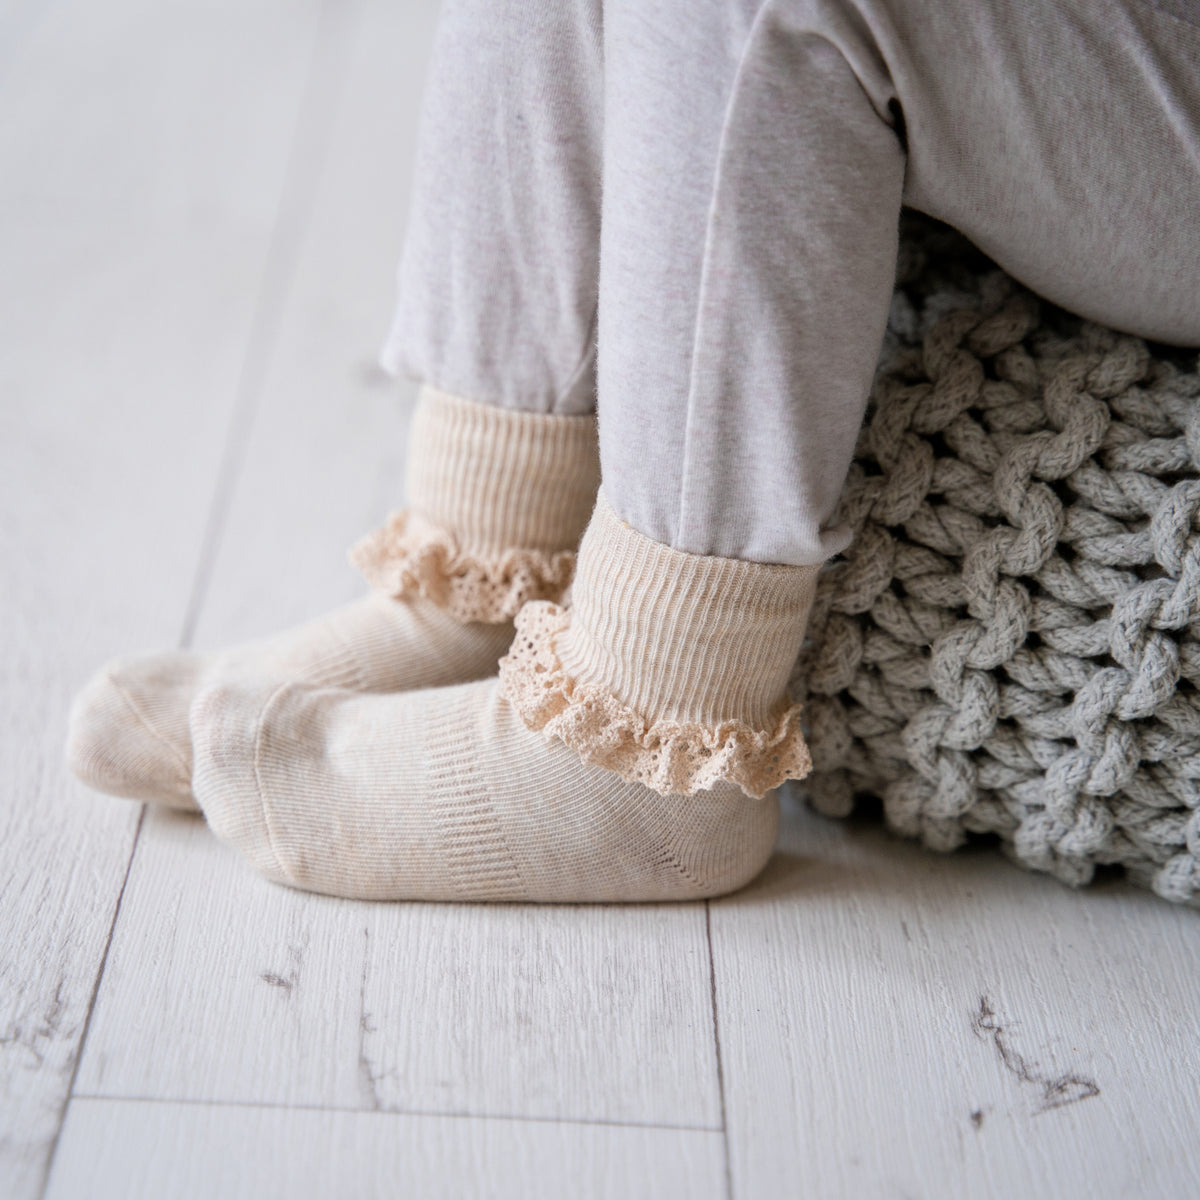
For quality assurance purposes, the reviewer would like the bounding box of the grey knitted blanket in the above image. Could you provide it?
[795,216,1200,905]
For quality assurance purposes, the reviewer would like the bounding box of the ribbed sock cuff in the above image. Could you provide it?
[498,493,819,797]
[558,493,818,728]
[350,388,600,623]
[406,387,600,555]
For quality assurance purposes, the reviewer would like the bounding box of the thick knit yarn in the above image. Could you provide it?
[796,216,1200,905]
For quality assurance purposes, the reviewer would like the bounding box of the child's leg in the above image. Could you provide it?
[67,0,604,809]
[189,0,1200,901]
[189,0,887,900]
[382,0,604,414]
[598,0,1200,570]
[597,0,905,567]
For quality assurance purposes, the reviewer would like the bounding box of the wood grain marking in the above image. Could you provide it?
[357,926,382,1111]
[0,982,69,1071]
[971,996,1100,1115]
[258,941,304,994]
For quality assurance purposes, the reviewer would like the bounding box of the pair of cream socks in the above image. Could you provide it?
[68,391,596,810]
[69,390,818,901]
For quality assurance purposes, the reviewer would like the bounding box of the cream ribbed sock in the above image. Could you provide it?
[190,494,819,901]
[67,388,599,809]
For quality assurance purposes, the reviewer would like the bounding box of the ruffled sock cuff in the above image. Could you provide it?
[350,511,577,625]
[499,493,820,798]
[350,387,600,624]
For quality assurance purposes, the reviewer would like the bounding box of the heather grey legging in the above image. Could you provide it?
[382,0,1200,566]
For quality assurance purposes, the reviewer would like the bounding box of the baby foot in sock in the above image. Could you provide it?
[67,388,601,810]
[190,676,780,903]
[67,592,513,810]
[189,488,817,903]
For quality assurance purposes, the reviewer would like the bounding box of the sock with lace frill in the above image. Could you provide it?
[67,388,599,809]
[190,493,819,901]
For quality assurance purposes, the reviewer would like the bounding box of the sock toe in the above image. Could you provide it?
[66,656,201,808]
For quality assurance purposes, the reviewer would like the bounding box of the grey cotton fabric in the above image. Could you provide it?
[382,0,1200,566]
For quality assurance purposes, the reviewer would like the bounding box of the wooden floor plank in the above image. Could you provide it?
[82,820,720,1127]
[0,2,326,1194]
[73,812,368,1107]
[73,0,724,1132]
[359,902,721,1127]
[44,1098,727,1200]
[710,793,1200,1200]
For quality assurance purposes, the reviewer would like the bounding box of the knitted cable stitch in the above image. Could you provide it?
[795,215,1200,905]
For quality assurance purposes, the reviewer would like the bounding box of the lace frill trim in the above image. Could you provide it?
[498,602,812,799]
[349,511,576,624]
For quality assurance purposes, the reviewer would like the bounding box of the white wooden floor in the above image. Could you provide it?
[2,2,1198,1197]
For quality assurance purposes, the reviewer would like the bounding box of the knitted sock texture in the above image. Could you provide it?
[67,597,514,810]
[350,387,601,622]
[500,493,821,797]
[67,387,600,809]
[191,676,780,902]
[189,499,821,901]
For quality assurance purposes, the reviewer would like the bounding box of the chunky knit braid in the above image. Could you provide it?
[796,216,1200,905]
